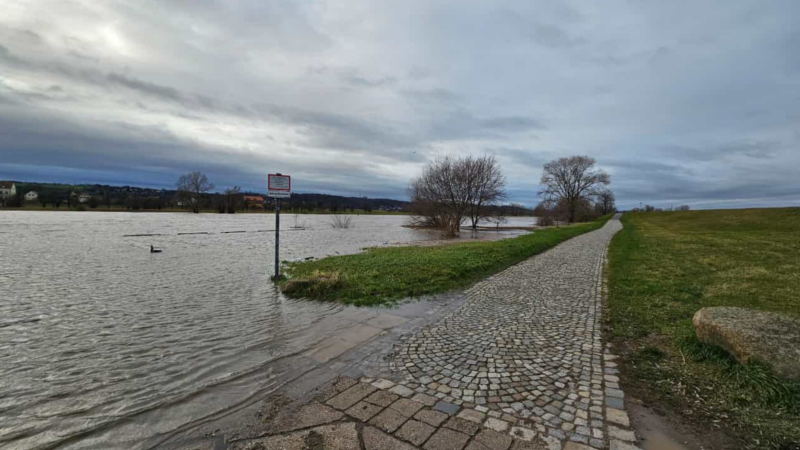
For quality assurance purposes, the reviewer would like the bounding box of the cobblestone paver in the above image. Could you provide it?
[231,217,642,450]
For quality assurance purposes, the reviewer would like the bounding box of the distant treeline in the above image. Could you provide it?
[4,181,536,215]
[4,181,412,213]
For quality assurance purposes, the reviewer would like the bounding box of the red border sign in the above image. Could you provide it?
[268,174,291,191]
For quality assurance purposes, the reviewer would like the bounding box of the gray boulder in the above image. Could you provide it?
[693,307,800,381]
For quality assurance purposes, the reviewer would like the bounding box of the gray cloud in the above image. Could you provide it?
[1,0,800,209]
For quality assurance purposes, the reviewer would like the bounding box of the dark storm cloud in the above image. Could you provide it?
[2,0,800,209]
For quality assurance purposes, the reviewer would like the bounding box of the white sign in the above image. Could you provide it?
[268,173,291,198]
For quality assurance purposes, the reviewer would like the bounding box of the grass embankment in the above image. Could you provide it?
[607,209,800,449]
[281,215,611,306]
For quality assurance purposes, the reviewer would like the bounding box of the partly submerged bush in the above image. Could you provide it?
[282,271,342,296]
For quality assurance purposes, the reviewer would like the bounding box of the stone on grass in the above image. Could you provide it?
[693,307,800,381]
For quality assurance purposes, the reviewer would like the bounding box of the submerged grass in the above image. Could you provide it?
[280,215,611,306]
[607,208,800,449]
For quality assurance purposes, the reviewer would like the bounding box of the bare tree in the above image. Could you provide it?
[595,188,616,215]
[538,156,610,223]
[176,171,214,213]
[409,155,506,237]
[329,214,353,229]
[466,155,507,229]
[409,156,469,237]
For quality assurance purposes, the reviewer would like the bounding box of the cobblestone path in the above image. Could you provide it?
[232,216,641,450]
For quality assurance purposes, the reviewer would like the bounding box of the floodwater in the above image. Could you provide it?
[0,211,534,450]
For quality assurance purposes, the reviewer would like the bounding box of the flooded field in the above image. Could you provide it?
[0,211,534,450]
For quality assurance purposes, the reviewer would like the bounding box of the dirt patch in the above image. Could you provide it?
[627,401,700,450]
[608,334,746,450]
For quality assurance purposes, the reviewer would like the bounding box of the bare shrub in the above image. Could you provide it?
[292,214,306,229]
[282,271,341,295]
[537,215,555,227]
[329,214,353,229]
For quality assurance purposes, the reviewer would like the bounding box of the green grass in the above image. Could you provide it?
[280,215,611,305]
[607,208,800,448]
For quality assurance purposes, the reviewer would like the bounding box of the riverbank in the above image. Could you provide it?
[279,215,610,305]
[606,208,800,449]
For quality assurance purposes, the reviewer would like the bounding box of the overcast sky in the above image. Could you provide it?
[1,0,799,209]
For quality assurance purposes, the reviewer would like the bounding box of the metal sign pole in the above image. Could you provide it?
[274,198,280,279]
[268,172,290,281]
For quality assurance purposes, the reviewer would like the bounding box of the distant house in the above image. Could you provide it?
[243,195,265,209]
[24,191,39,202]
[0,181,16,202]
[78,193,92,204]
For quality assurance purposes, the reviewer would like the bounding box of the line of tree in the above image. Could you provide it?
[5,178,412,213]
[408,154,617,234]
